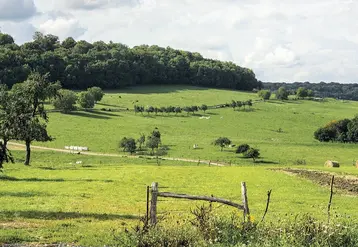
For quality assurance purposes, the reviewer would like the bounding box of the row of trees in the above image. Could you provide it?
[314,117,358,143]
[134,100,253,116]
[52,86,104,112]
[257,87,314,101]
[119,129,162,155]
[263,82,354,100]
[0,72,60,167]
[0,32,261,91]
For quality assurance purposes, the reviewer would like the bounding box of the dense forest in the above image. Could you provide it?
[263,82,358,101]
[0,32,261,91]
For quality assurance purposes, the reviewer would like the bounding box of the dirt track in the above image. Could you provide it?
[8,142,225,167]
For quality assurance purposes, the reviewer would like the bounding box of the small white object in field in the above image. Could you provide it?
[76,161,82,164]
[193,144,198,149]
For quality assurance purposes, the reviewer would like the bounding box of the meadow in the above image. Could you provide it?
[2,85,358,245]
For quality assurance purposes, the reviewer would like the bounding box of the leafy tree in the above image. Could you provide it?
[231,100,237,110]
[146,136,161,155]
[296,87,308,99]
[244,148,260,162]
[119,137,137,154]
[11,72,60,165]
[78,91,95,109]
[87,87,104,102]
[137,133,146,150]
[146,106,154,115]
[201,104,208,113]
[213,137,231,151]
[258,90,271,100]
[307,89,314,97]
[247,99,253,108]
[174,107,182,115]
[183,106,191,115]
[52,89,77,113]
[276,87,289,100]
[236,144,250,154]
[151,128,161,140]
[236,101,243,110]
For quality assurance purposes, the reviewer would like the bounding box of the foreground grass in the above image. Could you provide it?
[1,151,358,245]
[29,85,358,167]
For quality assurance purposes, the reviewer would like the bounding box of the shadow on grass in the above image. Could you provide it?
[67,111,110,120]
[0,210,139,220]
[0,175,113,183]
[0,191,52,197]
[86,109,120,117]
[255,160,279,165]
[97,102,121,108]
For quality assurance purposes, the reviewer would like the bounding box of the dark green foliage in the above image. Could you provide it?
[244,148,260,162]
[146,136,161,155]
[0,31,261,91]
[87,87,104,102]
[258,90,271,100]
[314,118,357,143]
[200,104,208,113]
[213,137,231,151]
[276,87,289,100]
[119,137,136,154]
[236,144,250,154]
[296,87,308,98]
[78,91,95,109]
[137,133,146,150]
[52,89,77,113]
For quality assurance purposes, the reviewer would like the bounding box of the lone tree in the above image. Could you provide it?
[244,148,260,162]
[276,87,289,100]
[137,133,146,150]
[258,90,271,101]
[11,72,60,165]
[201,104,208,113]
[119,137,137,154]
[296,87,308,99]
[236,144,250,154]
[146,136,161,155]
[213,137,231,151]
[78,91,95,109]
[52,89,77,113]
[0,140,13,169]
[87,87,104,102]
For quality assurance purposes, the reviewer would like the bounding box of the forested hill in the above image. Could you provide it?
[263,82,358,101]
[0,32,261,91]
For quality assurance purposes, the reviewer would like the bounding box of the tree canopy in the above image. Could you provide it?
[0,32,261,91]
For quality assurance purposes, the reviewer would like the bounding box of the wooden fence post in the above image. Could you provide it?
[150,182,158,225]
[146,186,150,226]
[241,182,250,221]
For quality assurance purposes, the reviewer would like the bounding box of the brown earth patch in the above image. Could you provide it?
[0,221,41,229]
[273,168,358,194]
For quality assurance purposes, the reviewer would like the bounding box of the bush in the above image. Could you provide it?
[52,89,77,113]
[258,90,271,100]
[78,91,95,109]
[87,86,104,102]
[244,148,260,162]
[236,144,250,154]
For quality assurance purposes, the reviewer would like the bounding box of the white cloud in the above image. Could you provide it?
[2,0,358,82]
[0,0,36,21]
[38,16,87,40]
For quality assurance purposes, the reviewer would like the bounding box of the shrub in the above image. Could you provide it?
[78,91,95,109]
[244,148,260,162]
[52,89,77,113]
[258,90,271,100]
[236,144,250,154]
[87,86,104,102]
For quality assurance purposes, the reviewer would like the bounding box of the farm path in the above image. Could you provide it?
[8,142,225,167]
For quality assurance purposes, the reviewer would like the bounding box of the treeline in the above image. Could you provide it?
[0,32,261,91]
[263,82,358,101]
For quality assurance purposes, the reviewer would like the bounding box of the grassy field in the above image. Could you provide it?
[33,85,358,166]
[2,85,358,245]
[1,151,358,245]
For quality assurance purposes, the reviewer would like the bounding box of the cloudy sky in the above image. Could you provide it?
[0,0,357,83]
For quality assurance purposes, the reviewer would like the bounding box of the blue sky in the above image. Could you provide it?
[1,0,357,83]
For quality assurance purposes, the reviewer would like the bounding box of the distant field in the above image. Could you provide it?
[1,152,358,245]
[32,85,358,167]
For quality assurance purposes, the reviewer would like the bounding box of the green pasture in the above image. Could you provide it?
[1,151,358,245]
[33,85,358,166]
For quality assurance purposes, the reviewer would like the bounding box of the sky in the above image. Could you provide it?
[0,0,357,83]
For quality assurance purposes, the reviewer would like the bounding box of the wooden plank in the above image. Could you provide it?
[241,182,250,221]
[157,192,244,210]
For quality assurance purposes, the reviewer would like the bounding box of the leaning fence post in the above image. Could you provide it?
[241,182,250,221]
[150,182,158,225]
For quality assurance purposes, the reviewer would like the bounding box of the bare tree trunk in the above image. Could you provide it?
[2,138,8,163]
[24,140,31,166]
